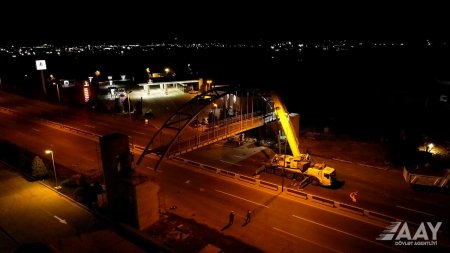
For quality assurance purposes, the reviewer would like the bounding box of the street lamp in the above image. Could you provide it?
[146,67,151,82]
[212,103,217,137]
[206,79,213,91]
[127,90,133,120]
[427,143,434,153]
[45,150,60,189]
[50,74,60,104]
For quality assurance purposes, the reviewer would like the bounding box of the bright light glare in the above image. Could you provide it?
[45,150,52,154]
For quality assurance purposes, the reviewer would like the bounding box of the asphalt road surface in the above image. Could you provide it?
[1,90,450,252]
[0,164,146,253]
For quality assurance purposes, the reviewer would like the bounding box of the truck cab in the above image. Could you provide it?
[306,164,336,186]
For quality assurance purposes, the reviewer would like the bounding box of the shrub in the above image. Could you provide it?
[31,156,48,179]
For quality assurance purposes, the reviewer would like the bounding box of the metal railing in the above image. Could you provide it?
[168,113,266,157]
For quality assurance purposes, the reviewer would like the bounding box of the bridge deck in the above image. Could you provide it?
[168,114,267,157]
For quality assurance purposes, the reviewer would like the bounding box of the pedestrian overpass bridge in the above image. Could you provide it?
[137,86,277,169]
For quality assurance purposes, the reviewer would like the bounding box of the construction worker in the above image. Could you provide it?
[245,210,252,224]
[350,191,358,203]
[229,211,235,225]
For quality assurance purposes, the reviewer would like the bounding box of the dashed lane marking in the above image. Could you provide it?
[215,189,269,208]
[219,160,242,166]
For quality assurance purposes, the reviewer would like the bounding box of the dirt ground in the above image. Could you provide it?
[145,212,264,253]
[300,133,389,167]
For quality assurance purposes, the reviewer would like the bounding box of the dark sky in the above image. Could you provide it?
[1,2,449,44]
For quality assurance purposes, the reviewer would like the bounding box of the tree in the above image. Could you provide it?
[31,156,48,179]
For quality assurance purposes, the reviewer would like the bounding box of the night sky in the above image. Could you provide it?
[1,3,449,44]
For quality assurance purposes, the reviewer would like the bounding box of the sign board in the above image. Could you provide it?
[84,87,90,102]
[108,76,113,80]
[35,60,47,70]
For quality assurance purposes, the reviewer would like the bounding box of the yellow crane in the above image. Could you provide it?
[269,92,336,187]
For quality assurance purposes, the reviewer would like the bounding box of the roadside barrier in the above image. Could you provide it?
[286,188,308,199]
[201,164,219,173]
[187,161,198,166]
[173,157,185,162]
[338,203,365,215]
[238,175,257,184]
[259,180,279,191]
[311,195,335,207]
[219,169,235,178]
[167,157,403,226]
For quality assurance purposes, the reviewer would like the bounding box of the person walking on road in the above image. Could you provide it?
[229,211,235,225]
[245,210,251,224]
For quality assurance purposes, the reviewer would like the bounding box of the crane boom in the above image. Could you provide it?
[266,92,336,187]
[271,92,301,157]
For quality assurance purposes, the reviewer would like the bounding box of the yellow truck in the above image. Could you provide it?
[266,92,337,187]
[269,154,336,186]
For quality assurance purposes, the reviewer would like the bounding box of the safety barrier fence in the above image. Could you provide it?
[173,156,402,224]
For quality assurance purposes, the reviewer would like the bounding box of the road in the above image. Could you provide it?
[0,163,146,253]
[141,156,445,253]
[181,142,450,227]
[1,90,450,252]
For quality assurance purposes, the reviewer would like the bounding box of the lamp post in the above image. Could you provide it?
[146,67,151,82]
[50,75,60,104]
[164,68,170,77]
[206,79,213,91]
[127,90,133,120]
[213,103,217,137]
[45,150,60,189]
[55,83,60,104]
[282,136,287,192]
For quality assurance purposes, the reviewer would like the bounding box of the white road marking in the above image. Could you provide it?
[146,165,162,172]
[84,124,96,128]
[53,215,67,225]
[32,128,40,132]
[185,179,190,184]
[357,163,387,170]
[219,160,242,166]
[292,215,402,252]
[233,155,244,158]
[132,131,146,135]
[215,189,269,208]
[332,158,353,164]
[272,227,342,253]
[396,205,436,217]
